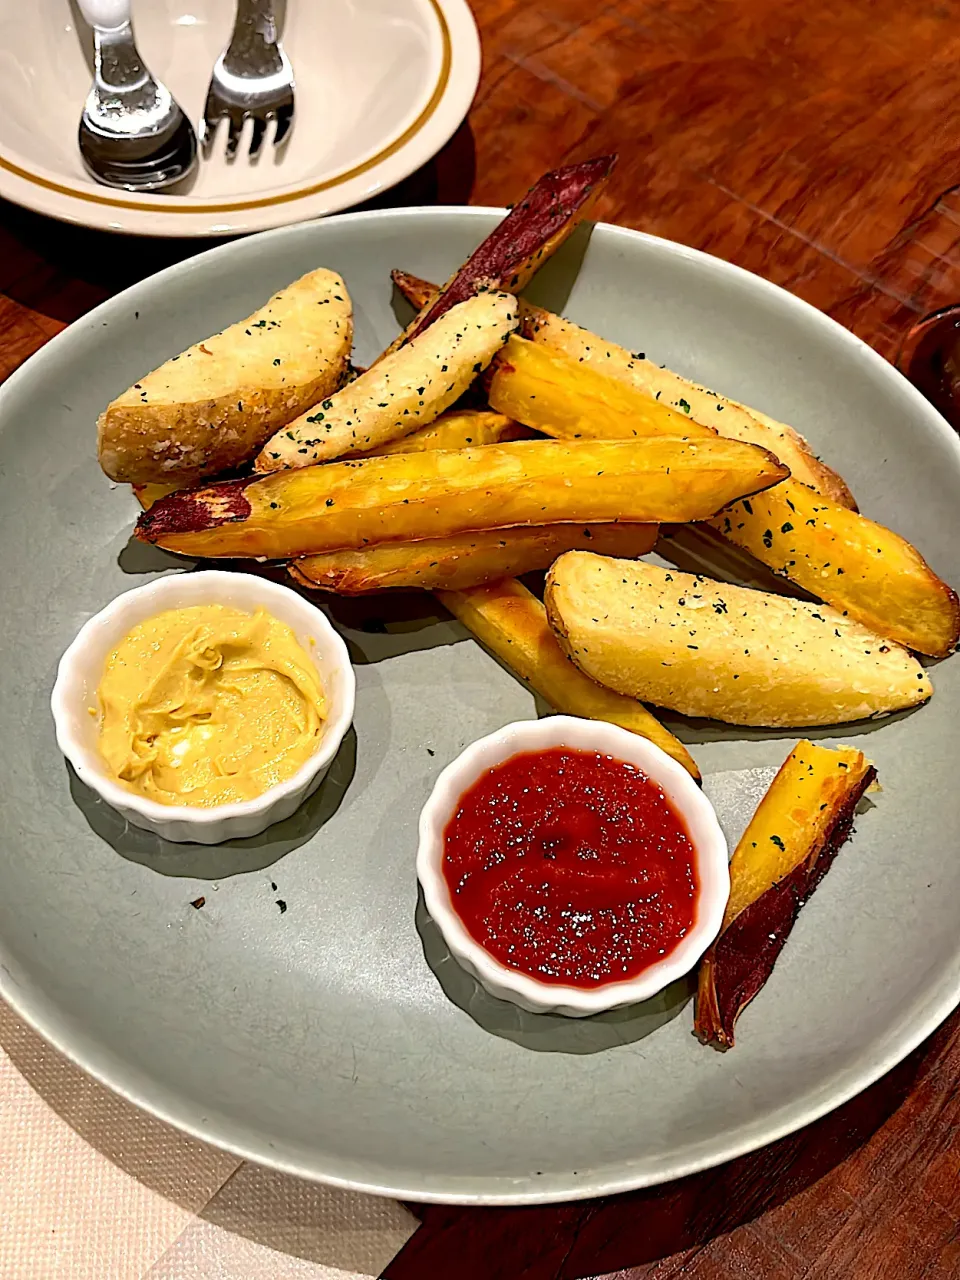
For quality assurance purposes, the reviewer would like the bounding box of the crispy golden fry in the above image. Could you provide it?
[506,318,854,507]
[139,438,781,560]
[489,336,694,439]
[489,334,851,500]
[715,401,853,510]
[378,156,616,362]
[438,578,699,779]
[255,293,518,472]
[709,485,960,658]
[393,270,854,507]
[329,388,685,766]
[99,268,353,486]
[291,523,658,594]
[488,337,958,656]
[344,408,531,458]
[545,554,932,726]
[137,436,788,561]
[695,740,876,1048]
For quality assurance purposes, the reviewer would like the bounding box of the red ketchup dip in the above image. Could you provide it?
[442,747,699,987]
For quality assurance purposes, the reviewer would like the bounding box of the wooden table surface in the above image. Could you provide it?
[3,1,960,1277]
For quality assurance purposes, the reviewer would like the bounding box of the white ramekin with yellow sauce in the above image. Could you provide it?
[51,571,355,844]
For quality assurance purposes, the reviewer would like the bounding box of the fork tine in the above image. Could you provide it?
[248,116,267,159]
[224,110,246,159]
[200,99,221,157]
[273,103,294,148]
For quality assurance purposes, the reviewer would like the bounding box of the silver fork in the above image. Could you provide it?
[201,0,295,159]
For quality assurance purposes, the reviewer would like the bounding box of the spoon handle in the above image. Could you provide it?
[75,0,132,32]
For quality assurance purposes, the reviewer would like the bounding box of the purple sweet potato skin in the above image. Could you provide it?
[136,476,255,541]
[402,157,617,346]
[699,764,876,1048]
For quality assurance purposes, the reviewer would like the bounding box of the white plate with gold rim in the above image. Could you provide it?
[0,0,479,236]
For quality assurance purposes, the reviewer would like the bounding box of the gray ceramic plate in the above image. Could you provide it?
[1,210,958,1206]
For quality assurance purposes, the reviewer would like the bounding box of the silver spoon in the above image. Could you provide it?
[75,0,197,192]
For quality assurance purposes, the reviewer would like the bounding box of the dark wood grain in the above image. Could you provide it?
[4,1,960,1277]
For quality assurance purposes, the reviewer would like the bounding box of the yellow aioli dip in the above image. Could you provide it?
[98,604,326,807]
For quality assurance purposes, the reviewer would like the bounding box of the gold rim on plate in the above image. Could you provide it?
[0,0,452,216]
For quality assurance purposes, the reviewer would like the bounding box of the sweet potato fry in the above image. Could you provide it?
[489,336,694,439]
[136,436,788,561]
[497,320,854,507]
[255,293,518,471]
[393,271,854,507]
[695,740,876,1048]
[291,523,658,594]
[709,486,960,658]
[378,156,616,362]
[545,554,932,726]
[489,338,959,656]
[438,578,699,779]
[344,408,531,458]
[490,334,851,497]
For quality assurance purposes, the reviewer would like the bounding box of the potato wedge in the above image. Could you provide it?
[438,579,699,779]
[394,270,854,507]
[709,486,960,658]
[344,408,531,458]
[254,293,518,472]
[491,338,959,656]
[378,156,616,361]
[98,268,353,486]
[291,523,658,594]
[545,553,931,726]
[695,741,876,1048]
[137,436,789,560]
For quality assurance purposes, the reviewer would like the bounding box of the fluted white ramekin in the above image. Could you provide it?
[51,571,355,844]
[417,715,728,1017]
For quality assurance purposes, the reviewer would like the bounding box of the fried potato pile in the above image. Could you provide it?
[96,155,960,1045]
